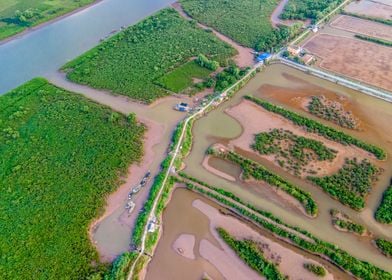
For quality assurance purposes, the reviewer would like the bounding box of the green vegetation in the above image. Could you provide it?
[106,252,138,280]
[375,185,392,224]
[309,158,378,210]
[330,209,366,235]
[354,34,392,47]
[303,263,326,277]
[308,95,358,129]
[184,179,392,279]
[132,155,172,247]
[0,0,95,40]
[375,239,392,258]
[252,128,336,176]
[280,0,344,22]
[244,95,386,160]
[62,8,235,103]
[180,0,302,51]
[342,12,392,26]
[0,78,145,279]
[217,228,286,280]
[215,64,248,91]
[215,150,318,216]
[155,60,212,93]
[195,53,220,71]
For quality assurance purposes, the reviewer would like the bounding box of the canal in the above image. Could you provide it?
[0,0,175,94]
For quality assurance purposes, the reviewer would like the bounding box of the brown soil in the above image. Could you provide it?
[225,99,374,178]
[331,15,392,41]
[193,199,335,280]
[303,34,392,91]
[344,0,392,20]
[172,2,255,68]
[88,118,165,262]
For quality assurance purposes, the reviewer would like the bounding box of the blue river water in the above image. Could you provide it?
[0,0,175,94]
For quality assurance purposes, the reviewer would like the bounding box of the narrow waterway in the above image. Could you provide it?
[184,63,392,272]
[0,0,176,94]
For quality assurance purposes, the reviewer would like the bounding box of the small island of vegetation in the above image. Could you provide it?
[330,209,367,235]
[217,228,286,280]
[252,128,337,176]
[307,95,359,129]
[309,158,378,210]
[303,263,326,277]
[375,184,392,224]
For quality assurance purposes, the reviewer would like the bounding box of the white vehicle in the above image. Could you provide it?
[127,201,136,214]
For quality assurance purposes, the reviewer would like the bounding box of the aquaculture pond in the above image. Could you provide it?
[184,63,392,272]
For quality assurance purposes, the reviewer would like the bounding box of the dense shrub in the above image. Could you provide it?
[252,128,336,176]
[307,95,358,129]
[217,228,286,279]
[185,181,392,279]
[217,150,318,216]
[280,0,344,22]
[0,78,145,279]
[309,158,378,210]
[62,9,236,103]
[330,209,366,235]
[342,12,392,26]
[375,185,392,224]
[303,263,326,277]
[375,239,392,258]
[180,0,302,51]
[244,95,386,160]
[354,34,392,47]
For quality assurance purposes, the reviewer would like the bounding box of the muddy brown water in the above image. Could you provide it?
[183,63,392,272]
[146,188,354,279]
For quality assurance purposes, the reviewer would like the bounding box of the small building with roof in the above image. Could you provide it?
[256,52,272,63]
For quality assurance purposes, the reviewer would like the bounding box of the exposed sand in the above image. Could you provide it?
[200,239,264,280]
[172,234,196,260]
[202,155,236,182]
[89,118,165,261]
[225,99,375,178]
[345,0,392,20]
[172,2,255,68]
[193,199,334,280]
[303,34,392,92]
[331,15,392,41]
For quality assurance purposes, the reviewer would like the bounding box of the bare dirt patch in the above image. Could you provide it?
[331,15,392,41]
[345,0,392,20]
[303,34,392,91]
[225,99,374,178]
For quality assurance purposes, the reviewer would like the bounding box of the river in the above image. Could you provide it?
[0,0,176,94]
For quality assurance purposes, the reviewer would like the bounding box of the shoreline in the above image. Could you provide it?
[88,117,166,262]
[0,0,103,46]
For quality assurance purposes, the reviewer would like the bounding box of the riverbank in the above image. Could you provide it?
[0,0,102,46]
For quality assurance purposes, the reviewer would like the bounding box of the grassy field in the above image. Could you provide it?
[155,60,212,93]
[0,78,145,279]
[180,0,299,51]
[0,0,95,40]
[62,8,236,103]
